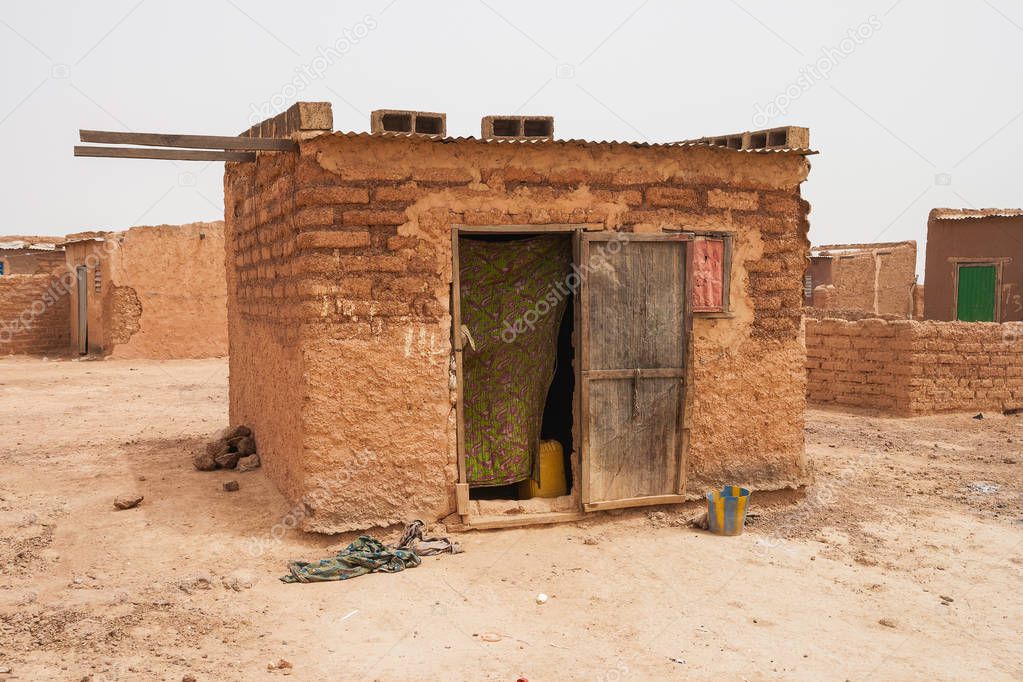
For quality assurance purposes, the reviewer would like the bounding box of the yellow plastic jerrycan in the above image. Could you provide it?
[519,440,567,499]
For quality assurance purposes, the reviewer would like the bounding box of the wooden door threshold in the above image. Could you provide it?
[461,511,587,531]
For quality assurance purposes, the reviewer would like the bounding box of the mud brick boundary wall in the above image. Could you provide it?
[806,318,1023,415]
[0,272,71,355]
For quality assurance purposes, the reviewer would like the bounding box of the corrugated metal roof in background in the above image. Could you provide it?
[930,208,1023,220]
[327,130,818,155]
[0,241,59,251]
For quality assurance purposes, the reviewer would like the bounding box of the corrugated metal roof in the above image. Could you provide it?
[327,130,818,155]
[930,208,1023,221]
[0,241,59,251]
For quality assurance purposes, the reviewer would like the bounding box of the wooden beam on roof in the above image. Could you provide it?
[74,145,256,162]
[80,129,298,151]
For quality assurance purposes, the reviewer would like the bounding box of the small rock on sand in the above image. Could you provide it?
[113,495,143,510]
[236,454,261,472]
[233,436,256,456]
[878,617,897,628]
[222,570,255,591]
[223,480,239,492]
[214,451,240,469]
[177,573,214,594]
[192,449,217,471]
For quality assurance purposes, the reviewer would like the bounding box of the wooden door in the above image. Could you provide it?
[76,266,88,355]
[580,233,689,511]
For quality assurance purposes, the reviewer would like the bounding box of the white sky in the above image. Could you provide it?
[2,0,1022,277]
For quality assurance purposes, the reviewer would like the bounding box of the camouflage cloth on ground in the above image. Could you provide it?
[280,520,460,583]
[280,536,420,583]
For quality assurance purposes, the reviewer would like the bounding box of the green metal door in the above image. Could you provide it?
[956,265,996,321]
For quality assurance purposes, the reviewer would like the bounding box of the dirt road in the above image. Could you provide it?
[0,357,1020,680]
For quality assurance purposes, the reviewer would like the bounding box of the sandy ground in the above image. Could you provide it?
[0,357,1021,681]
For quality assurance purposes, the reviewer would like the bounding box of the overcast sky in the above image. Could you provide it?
[2,1,1021,276]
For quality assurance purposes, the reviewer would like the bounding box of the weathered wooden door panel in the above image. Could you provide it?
[76,266,88,355]
[586,377,681,502]
[581,233,689,511]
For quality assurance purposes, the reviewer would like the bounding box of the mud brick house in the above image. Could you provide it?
[0,238,70,355]
[0,238,65,276]
[64,221,227,358]
[805,241,917,317]
[223,103,815,532]
[924,209,1023,322]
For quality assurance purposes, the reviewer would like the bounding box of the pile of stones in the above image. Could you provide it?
[193,425,258,471]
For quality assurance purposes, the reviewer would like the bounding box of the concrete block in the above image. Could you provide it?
[481,115,554,139]
[371,109,447,137]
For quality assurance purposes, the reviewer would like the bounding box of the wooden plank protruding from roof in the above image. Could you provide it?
[74,146,256,162]
[80,130,297,151]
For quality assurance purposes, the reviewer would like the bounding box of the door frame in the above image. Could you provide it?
[950,258,1007,322]
[578,231,693,512]
[75,265,88,355]
[451,225,695,525]
[451,224,591,526]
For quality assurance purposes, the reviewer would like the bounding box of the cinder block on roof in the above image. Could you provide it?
[242,102,333,139]
[694,126,809,151]
[481,115,554,140]
[371,109,447,137]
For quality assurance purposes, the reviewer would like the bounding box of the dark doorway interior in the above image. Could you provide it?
[461,233,576,502]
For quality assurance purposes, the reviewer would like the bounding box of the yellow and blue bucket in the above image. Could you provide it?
[706,486,751,536]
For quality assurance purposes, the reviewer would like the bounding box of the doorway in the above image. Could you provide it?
[456,231,575,513]
[955,263,997,321]
[452,227,692,527]
[76,266,88,354]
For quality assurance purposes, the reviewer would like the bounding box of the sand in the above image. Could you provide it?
[0,357,1020,680]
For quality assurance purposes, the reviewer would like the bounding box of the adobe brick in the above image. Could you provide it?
[294,207,334,229]
[297,231,371,250]
[373,184,430,203]
[339,255,405,273]
[484,167,545,184]
[612,169,663,186]
[463,210,511,226]
[761,193,801,215]
[411,167,475,184]
[645,187,699,209]
[338,166,411,182]
[341,210,407,226]
[296,186,369,207]
[547,168,588,186]
[708,189,759,211]
[387,236,419,251]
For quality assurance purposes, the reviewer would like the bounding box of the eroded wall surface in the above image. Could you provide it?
[65,223,227,358]
[225,135,812,532]
[807,318,1023,414]
[107,222,227,359]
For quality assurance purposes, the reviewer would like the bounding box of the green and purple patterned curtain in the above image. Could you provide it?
[460,235,571,487]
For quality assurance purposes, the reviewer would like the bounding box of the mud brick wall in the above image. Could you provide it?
[224,152,308,503]
[65,223,227,359]
[807,318,1023,414]
[0,272,71,355]
[225,134,813,532]
[816,242,916,317]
